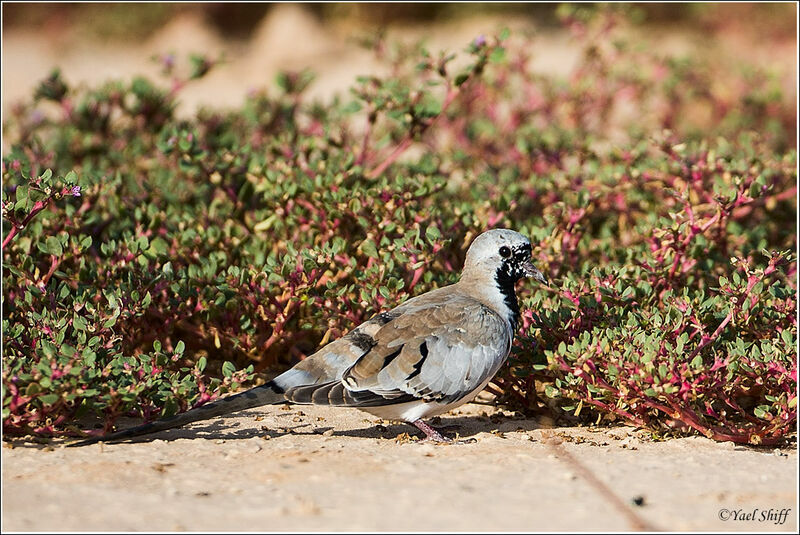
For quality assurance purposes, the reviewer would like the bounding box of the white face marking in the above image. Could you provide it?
[463,229,531,275]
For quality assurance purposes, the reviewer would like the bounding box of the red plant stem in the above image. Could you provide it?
[366,82,462,179]
[631,385,784,445]
[2,185,77,250]
[732,186,797,219]
[686,263,773,361]
[668,209,720,279]
[355,113,375,167]
[2,198,53,250]
[408,266,424,290]
[366,137,415,180]
[660,395,781,445]
[41,255,61,286]
[579,395,649,428]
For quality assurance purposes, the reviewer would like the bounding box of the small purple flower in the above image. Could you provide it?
[30,110,45,125]
[473,35,487,48]
[70,185,81,197]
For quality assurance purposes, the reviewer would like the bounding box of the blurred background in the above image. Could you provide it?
[2,2,797,120]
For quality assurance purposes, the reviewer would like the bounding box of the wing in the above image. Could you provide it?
[270,309,399,392]
[284,292,511,408]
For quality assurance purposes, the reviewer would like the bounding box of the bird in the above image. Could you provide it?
[69,228,547,446]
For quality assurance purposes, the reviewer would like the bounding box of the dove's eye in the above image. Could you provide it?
[499,246,511,258]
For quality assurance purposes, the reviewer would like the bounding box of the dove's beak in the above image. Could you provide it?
[522,259,548,286]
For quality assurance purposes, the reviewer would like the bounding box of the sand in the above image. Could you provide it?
[2,402,797,532]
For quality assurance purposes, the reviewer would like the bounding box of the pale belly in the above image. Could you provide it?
[357,376,494,422]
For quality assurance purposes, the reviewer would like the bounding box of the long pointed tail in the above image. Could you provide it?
[68,382,287,447]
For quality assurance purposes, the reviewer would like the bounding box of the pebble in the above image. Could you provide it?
[418,444,436,456]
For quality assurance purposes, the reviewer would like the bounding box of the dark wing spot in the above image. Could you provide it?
[346,331,377,353]
[373,311,399,326]
[405,342,429,380]
[382,346,404,369]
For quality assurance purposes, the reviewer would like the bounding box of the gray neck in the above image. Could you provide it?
[459,265,520,331]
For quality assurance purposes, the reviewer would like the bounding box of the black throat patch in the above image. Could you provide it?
[494,263,520,330]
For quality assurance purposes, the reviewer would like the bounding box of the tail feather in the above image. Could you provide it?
[68,382,287,447]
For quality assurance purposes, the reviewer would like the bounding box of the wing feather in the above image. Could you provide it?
[283,288,512,409]
[341,294,510,405]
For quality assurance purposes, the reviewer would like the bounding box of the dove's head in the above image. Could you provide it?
[461,229,547,285]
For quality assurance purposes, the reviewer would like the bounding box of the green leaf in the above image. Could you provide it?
[780,329,793,346]
[46,236,63,256]
[161,398,179,418]
[621,286,635,299]
[39,394,59,405]
[175,340,185,355]
[342,101,362,113]
[361,239,378,258]
[425,225,441,242]
[15,185,29,204]
[489,46,506,64]
[72,313,87,331]
[150,237,168,255]
[275,72,290,92]
[222,361,236,378]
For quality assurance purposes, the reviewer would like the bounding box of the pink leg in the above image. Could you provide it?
[412,419,452,442]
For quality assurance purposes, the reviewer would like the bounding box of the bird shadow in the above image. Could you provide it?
[30,409,546,447]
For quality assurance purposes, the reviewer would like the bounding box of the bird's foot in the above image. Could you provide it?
[411,419,476,444]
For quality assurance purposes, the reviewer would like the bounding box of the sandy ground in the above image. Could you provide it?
[2,402,797,532]
[3,5,795,121]
[1,5,579,121]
